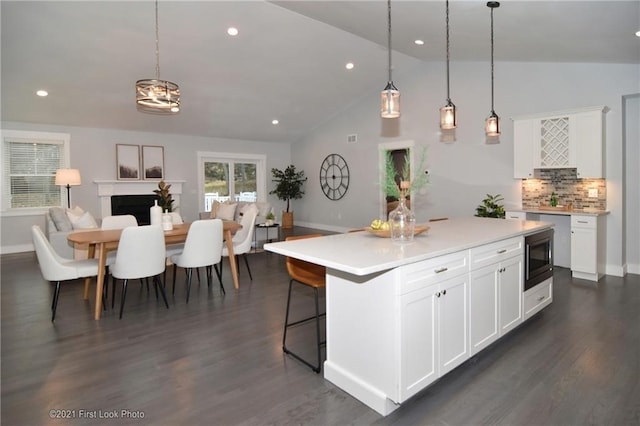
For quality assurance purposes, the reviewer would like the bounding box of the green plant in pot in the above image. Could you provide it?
[265,211,276,226]
[269,165,307,229]
[475,193,505,218]
[153,180,174,212]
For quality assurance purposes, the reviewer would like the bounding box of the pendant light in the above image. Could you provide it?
[440,0,456,130]
[381,0,400,118]
[485,1,500,137]
[136,0,180,114]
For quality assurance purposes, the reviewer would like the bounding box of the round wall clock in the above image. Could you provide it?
[319,153,350,200]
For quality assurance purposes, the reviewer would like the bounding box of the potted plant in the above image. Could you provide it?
[265,211,276,226]
[475,193,505,218]
[269,165,307,229]
[153,180,174,212]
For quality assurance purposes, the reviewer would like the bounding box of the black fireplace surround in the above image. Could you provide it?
[110,195,159,225]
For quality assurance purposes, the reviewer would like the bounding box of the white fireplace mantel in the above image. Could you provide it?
[94,180,185,218]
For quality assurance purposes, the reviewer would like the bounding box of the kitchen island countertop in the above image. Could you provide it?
[265,216,553,276]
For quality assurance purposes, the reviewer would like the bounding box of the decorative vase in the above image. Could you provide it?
[389,192,415,243]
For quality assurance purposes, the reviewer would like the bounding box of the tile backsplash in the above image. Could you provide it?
[521,168,606,210]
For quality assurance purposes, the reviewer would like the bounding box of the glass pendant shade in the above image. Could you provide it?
[440,100,457,130]
[136,79,180,113]
[381,81,400,118]
[485,111,500,136]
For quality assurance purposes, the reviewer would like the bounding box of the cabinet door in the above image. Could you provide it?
[513,119,534,178]
[469,264,499,356]
[573,109,604,178]
[536,115,572,168]
[399,285,438,402]
[438,274,469,375]
[498,255,523,336]
[571,227,597,273]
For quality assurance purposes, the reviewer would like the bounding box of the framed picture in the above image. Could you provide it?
[116,144,140,180]
[142,145,165,180]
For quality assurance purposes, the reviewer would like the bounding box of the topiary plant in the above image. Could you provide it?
[475,193,505,218]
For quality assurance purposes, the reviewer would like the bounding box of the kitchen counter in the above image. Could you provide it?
[265,217,554,416]
[265,216,553,276]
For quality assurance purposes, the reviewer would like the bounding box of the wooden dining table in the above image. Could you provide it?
[68,221,242,320]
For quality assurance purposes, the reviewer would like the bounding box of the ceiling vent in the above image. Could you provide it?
[347,134,358,144]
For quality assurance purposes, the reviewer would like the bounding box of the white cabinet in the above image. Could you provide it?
[505,211,527,220]
[399,252,469,402]
[571,214,606,281]
[513,106,607,179]
[469,237,523,355]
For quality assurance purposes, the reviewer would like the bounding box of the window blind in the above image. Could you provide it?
[3,137,64,209]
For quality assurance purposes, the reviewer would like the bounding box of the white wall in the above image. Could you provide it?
[291,61,639,276]
[0,122,291,253]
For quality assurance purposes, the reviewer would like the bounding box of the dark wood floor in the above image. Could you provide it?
[2,228,639,426]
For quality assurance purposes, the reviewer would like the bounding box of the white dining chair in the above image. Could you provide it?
[32,225,99,321]
[221,207,258,280]
[110,225,169,319]
[101,215,139,308]
[170,219,224,303]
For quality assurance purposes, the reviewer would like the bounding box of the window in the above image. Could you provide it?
[1,130,70,212]
[197,152,266,211]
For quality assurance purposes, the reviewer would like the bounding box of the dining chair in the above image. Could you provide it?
[110,225,169,319]
[282,234,326,373]
[31,225,99,321]
[170,219,224,303]
[100,215,139,308]
[221,207,258,280]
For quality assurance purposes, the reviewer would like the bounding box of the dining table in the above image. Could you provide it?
[68,221,242,320]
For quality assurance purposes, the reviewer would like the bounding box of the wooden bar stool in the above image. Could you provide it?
[282,234,326,373]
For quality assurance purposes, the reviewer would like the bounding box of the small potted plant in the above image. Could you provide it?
[265,211,276,226]
[269,165,307,229]
[153,180,174,212]
[474,193,506,218]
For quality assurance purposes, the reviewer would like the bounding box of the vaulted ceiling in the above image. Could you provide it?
[2,1,638,143]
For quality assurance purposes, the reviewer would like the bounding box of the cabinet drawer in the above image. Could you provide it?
[399,251,469,295]
[469,236,523,270]
[505,211,526,220]
[523,278,553,319]
[571,215,596,228]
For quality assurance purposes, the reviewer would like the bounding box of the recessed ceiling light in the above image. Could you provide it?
[272,119,279,125]
[227,27,239,36]
[414,39,425,45]
[345,62,354,70]
[36,90,48,97]
[636,30,640,37]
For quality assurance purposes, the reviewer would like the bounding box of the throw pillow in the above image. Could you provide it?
[216,203,237,221]
[49,207,73,232]
[209,200,220,219]
[67,210,99,230]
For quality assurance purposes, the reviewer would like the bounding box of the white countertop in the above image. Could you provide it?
[264,217,553,276]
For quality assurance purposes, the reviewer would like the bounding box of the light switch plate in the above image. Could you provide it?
[588,188,598,198]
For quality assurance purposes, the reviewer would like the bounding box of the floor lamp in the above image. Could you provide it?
[55,169,81,208]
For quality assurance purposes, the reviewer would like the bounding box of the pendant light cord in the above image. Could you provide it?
[445,0,451,102]
[387,0,392,83]
[154,0,161,81]
[490,5,495,112]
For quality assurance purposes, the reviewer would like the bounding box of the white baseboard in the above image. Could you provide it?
[1,243,33,255]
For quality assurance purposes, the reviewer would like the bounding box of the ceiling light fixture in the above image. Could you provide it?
[440,0,456,130]
[345,62,355,70]
[414,39,425,46]
[36,90,48,97]
[227,27,239,36]
[381,0,399,118]
[136,0,180,114]
[485,1,500,138]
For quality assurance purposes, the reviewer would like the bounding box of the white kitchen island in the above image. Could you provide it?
[264,217,554,416]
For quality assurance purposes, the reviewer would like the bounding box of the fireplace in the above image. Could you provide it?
[94,180,184,220]
[111,195,159,225]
